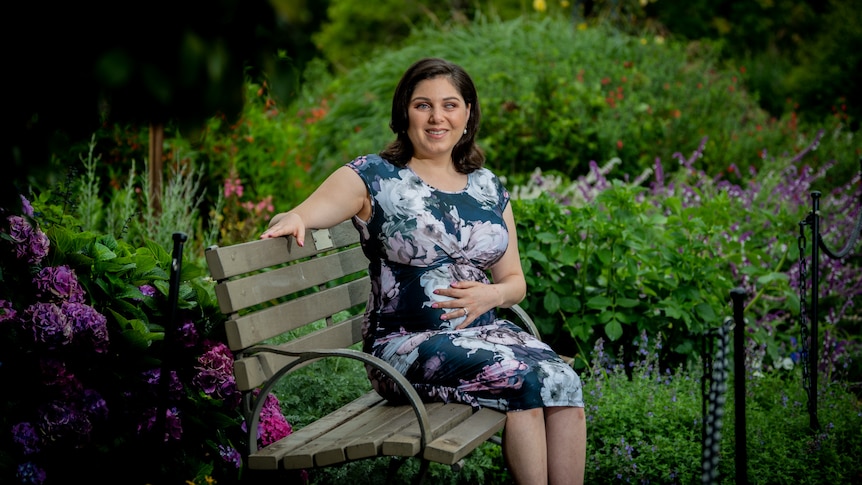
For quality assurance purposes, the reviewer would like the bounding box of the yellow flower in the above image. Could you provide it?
[533,0,547,13]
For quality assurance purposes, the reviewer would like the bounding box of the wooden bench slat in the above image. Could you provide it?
[233,316,364,390]
[282,399,402,469]
[206,225,360,280]
[381,403,475,457]
[423,408,508,465]
[312,404,418,467]
[225,277,370,351]
[215,246,368,314]
[344,402,446,461]
[248,392,384,470]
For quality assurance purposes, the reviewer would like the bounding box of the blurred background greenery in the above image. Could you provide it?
[5,0,859,203]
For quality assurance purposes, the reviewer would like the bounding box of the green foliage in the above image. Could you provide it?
[512,181,735,365]
[312,0,539,72]
[272,14,857,207]
[0,194,236,483]
[718,372,862,484]
[650,0,860,130]
[511,128,860,373]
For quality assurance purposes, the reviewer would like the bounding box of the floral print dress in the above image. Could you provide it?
[348,154,583,411]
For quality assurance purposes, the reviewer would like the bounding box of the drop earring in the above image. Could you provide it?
[463,128,467,135]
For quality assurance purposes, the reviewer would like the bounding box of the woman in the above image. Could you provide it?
[261,57,586,484]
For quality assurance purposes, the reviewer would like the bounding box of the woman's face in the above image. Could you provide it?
[406,76,470,162]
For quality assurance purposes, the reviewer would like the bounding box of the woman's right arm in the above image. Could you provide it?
[260,166,368,245]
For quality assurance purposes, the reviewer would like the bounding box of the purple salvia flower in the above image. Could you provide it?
[652,157,665,195]
[19,194,35,217]
[219,445,243,469]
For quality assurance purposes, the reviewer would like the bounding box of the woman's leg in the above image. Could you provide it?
[503,408,548,484]
[545,406,586,485]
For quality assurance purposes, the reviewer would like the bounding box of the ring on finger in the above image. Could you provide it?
[463,307,469,318]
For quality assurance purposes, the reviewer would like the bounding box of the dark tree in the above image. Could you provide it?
[3,0,285,210]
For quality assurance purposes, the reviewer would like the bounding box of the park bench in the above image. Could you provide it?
[204,220,542,481]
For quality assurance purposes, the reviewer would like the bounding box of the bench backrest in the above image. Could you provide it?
[205,220,369,391]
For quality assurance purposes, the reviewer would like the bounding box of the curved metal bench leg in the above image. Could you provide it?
[415,458,430,484]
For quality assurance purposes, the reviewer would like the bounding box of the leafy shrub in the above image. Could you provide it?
[0,154,293,484]
[268,14,858,204]
[510,129,861,377]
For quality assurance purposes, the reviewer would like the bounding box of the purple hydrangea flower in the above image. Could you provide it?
[16,461,47,485]
[33,265,85,303]
[39,358,83,400]
[138,407,183,442]
[37,401,93,446]
[11,422,42,455]
[82,389,109,421]
[139,284,157,298]
[62,301,109,353]
[256,391,292,447]
[23,302,73,348]
[6,215,50,265]
[192,341,240,408]
[177,318,200,349]
[142,368,184,400]
[0,299,17,323]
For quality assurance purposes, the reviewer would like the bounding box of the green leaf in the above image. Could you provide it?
[91,241,118,262]
[695,302,717,322]
[616,297,640,308]
[586,295,612,309]
[559,295,582,313]
[756,272,789,285]
[120,328,155,351]
[605,320,623,341]
[543,291,561,313]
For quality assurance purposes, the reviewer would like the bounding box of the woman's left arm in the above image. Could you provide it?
[487,203,527,308]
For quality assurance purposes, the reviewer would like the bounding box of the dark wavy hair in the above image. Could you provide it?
[379,58,485,173]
